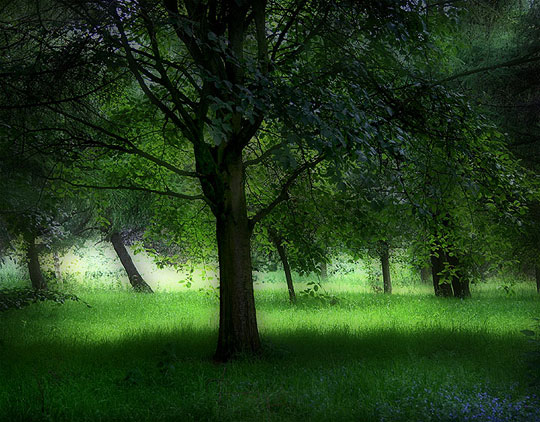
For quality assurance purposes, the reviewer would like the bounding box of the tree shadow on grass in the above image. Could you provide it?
[1,323,528,367]
[0,324,533,422]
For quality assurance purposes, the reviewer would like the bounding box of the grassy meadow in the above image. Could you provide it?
[1,254,539,421]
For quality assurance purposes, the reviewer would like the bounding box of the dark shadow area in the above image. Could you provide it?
[0,315,535,422]
[0,325,528,366]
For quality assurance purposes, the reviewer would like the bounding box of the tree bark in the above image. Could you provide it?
[214,152,261,361]
[53,251,62,284]
[430,248,453,297]
[380,247,392,294]
[447,253,471,298]
[420,266,431,284]
[270,232,296,304]
[534,265,540,294]
[26,234,46,290]
[110,232,153,293]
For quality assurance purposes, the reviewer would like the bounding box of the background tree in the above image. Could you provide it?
[450,0,540,290]
[93,189,156,293]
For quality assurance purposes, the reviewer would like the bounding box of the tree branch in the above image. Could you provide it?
[243,141,286,168]
[437,52,540,85]
[112,6,197,142]
[0,74,127,110]
[270,0,308,62]
[44,106,200,178]
[253,0,268,74]
[48,177,209,204]
[249,155,325,228]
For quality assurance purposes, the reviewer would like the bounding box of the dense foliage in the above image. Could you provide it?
[0,0,538,360]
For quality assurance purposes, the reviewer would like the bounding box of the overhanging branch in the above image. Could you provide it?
[49,177,209,204]
[44,106,200,178]
[437,52,540,85]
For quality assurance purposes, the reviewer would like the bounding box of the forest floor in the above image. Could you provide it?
[0,280,539,421]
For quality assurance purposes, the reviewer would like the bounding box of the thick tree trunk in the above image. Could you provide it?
[214,153,261,361]
[450,276,471,298]
[430,248,453,297]
[270,233,296,304]
[110,232,153,293]
[27,235,46,290]
[380,248,392,294]
[447,253,471,298]
[420,266,431,284]
[53,252,62,284]
[534,265,540,294]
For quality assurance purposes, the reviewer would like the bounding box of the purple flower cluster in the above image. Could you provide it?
[377,386,540,422]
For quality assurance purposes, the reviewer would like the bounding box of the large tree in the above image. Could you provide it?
[3,1,521,358]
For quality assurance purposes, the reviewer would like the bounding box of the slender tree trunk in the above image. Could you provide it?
[430,248,453,297]
[214,153,261,361]
[447,253,471,298]
[27,234,46,290]
[534,265,540,294]
[320,260,328,279]
[380,247,392,294]
[430,214,454,297]
[110,232,153,293]
[420,266,431,284]
[270,232,296,303]
[53,252,62,284]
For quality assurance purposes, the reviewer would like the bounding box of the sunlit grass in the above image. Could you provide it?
[0,276,539,421]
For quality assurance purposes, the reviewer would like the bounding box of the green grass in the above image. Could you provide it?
[0,278,539,421]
